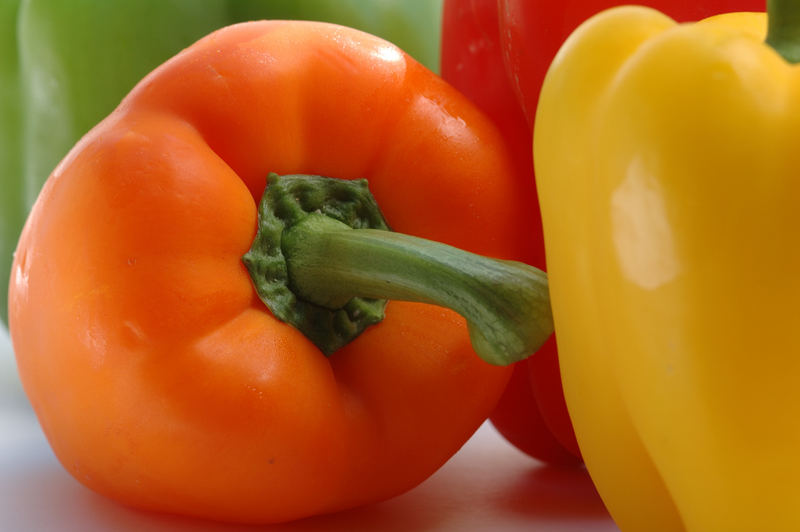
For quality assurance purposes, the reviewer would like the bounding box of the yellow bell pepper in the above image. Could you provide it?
[534,1,800,530]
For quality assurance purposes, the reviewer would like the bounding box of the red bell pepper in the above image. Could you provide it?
[440,0,766,466]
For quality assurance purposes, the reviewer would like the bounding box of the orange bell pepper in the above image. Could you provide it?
[8,21,551,523]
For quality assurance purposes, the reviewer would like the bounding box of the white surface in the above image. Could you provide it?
[0,326,618,531]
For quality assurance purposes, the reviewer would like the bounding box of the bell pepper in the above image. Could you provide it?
[8,20,552,523]
[440,0,762,467]
[535,1,799,530]
[0,0,443,326]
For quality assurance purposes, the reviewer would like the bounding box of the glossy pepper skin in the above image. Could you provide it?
[9,21,537,523]
[440,0,763,467]
[535,5,800,531]
[441,0,581,466]
[0,0,443,326]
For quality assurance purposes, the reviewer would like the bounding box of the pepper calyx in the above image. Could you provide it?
[242,173,389,355]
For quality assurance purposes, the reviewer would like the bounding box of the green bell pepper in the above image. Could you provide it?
[0,0,442,325]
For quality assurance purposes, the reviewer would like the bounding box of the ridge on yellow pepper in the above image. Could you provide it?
[534,1,800,530]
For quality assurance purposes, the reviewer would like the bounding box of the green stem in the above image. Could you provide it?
[243,174,553,366]
[282,212,553,366]
[766,0,800,63]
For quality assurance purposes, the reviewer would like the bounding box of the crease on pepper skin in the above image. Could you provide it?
[535,3,800,530]
[9,20,546,524]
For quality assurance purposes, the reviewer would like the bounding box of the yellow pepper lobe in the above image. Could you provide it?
[536,6,800,532]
